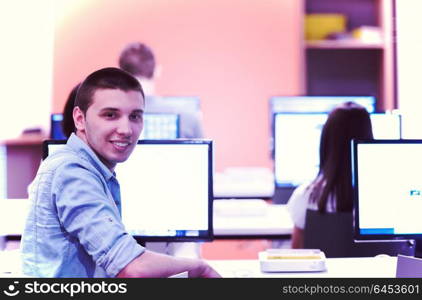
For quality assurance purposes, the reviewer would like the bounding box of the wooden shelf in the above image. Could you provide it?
[1,134,47,146]
[306,39,384,50]
[303,0,394,110]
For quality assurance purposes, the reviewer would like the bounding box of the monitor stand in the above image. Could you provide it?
[396,239,422,278]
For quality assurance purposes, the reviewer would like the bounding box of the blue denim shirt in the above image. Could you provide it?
[21,134,145,277]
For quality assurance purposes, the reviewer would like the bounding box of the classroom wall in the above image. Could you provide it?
[53,0,304,171]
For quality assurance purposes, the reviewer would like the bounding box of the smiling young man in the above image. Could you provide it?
[20,67,220,278]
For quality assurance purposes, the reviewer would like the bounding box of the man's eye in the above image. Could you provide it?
[130,114,142,121]
[104,112,116,118]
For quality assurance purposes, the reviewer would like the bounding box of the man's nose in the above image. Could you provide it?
[116,118,133,136]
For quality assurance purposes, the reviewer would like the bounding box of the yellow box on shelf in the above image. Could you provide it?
[305,13,347,41]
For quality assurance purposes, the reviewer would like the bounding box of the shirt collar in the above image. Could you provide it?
[66,133,115,181]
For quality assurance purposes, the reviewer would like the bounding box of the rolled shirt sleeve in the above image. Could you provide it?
[53,162,144,277]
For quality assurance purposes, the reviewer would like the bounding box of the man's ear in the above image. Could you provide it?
[73,106,86,133]
[154,64,162,79]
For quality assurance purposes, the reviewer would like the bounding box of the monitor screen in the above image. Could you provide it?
[139,113,180,139]
[274,112,401,187]
[42,139,213,242]
[51,113,181,140]
[352,140,422,241]
[50,113,66,140]
[269,96,376,114]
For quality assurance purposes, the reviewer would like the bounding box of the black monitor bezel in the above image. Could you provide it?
[352,139,422,241]
[42,139,214,242]
[42,139,66,160]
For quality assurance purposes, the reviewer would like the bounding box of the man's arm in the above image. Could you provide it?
[116,250,221,278]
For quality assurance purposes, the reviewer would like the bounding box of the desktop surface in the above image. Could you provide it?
[0,250,397,278]
[207,256,397,278]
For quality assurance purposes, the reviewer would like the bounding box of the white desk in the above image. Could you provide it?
[0,250,398,278]
[207,256,398,278]
[0,199,29,236]
[0,250,23,277]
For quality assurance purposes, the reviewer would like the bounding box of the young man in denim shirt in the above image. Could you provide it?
[21,67,220,278]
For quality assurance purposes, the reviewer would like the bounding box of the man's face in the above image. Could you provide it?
[74,88,144,170]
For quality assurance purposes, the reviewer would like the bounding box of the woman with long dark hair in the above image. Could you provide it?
[61,83,80,138]
[287,102,373,248]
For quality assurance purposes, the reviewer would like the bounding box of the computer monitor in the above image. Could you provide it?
[274,112,401,187]
[42,140,66,159]
[269,96,376,114]
[51,113,180,140]
[268,96,377,160]
[139,113,180,139]
[352,139,422,256]
[50,113,66,140]
[42,139,213,242]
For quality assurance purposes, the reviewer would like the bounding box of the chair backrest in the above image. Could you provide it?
[303,209,414,258]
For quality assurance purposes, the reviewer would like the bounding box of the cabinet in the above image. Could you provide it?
[1,135,44,199]
[303,0,394,111]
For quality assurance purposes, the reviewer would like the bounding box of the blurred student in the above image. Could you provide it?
[118,42,203,138]
[119,42,204,258]
[286,102,373,248]
[21,67,220,278]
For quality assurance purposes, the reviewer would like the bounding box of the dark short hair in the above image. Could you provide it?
[74,67,144,115]
[310,101,374,212]
[62,83,80,138]
[118,42,155,79]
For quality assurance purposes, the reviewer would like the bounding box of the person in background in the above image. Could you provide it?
[118,42,204,138]
[61,83,80,138]
[286,102,373,248]
[118,42,204,258]
[21,67,220,278]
